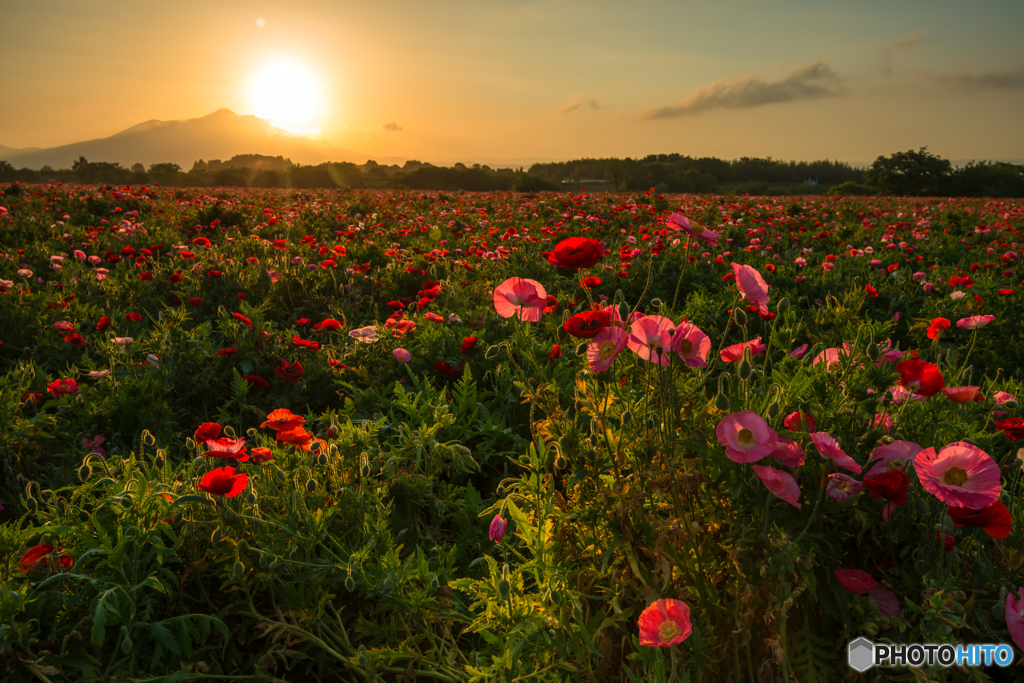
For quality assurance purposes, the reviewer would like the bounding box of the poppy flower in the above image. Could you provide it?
[424,312,445,324]
[195,422,221,442]
[217,347,237,357]
[387,301,405,311]
[203,437,249,462]
[720,337,766,363]
[671,322,710,368]
[349,326,379,343]
[493,277,548,322]
[64,333,87,347]
[276,426,314,450]
[638,599,692,647]
[434,361,461,377]
[547,236,606,271]
[946,501,1012,539]
[18,543,72,574]
[96,316,111,331]
[251,447,273,464]
[896,359,945,397]
[461,336,478,354]
[586,326,628,372]
[489,514,507,543]
[926,318,950,340]
[543,295,560,314]
[242,375,269,389]
[865,284,878,298]
[956,315,995,330]
[548,344,561,361]
[275,360,304,383]
[320,318,343,331]
[393,348,412,363]
[834,569,878,595]
[995,417,1024,440]
[385,318,416,337]
[53,320,74,332]
[126,312,142,322]
[826,473,864,501]
[867,440,920,475]
[291,336,320,351]
[716,411,778,463]
[262,409,305,432]
[565,310,612,339]
[581,276,601,289]
[1006,589,1024,654]
[770,437,806,468]
[783,411,816,433]
[628,315,676,365]
[915,442,1001,509]
[810,432,862,474]
[47,378,79,396]
[731,263,771,314]
[864,470,910,520]
[942,386,980,403]
[21,391,44,406]
[197,466,248,497]
[752,465,801,508]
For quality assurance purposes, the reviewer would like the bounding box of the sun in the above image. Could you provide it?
[248,60,324,136]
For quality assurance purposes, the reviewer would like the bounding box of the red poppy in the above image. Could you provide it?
[946,501,1012,539]
[251,447,273,464]
[926,317,950,341]
[275,360,304,383]
[262,409,305,431]
[937,532,955,551]
[194,422,221,442]
[582,276,601,289]
[204,437,249,462]
[548,344,561,361]
[168,272,183,284]
[96,316,111,331]
[242,375,269,389]
[139,271,153,281]
[188,297,203,307]
[865,284,878,298]
[543,295,560,314]
[21,391,44,406]
[435,361,461,376]
[387,301,405,311]
[320,318,343,331]
[897,359,945,397]
[995,417,1024,440]
[291,336,320,351]
[547,236,606,271]
[461,336,478,354]
[47,378,79,396]
[783,411,816,433]
[233,312,253,328]
[197,466,248,497]
[18,543,72,574]
[64,333,87,347]
[863,470,910,506]
[564,310,612,339]
[216,347,237,356]
[277,426,314,450]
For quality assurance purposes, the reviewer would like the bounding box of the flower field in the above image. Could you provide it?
[1,182,1023,682]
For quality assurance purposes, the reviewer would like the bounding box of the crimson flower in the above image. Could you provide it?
[783,411,817,433]
[864,470,910,507]
[242,375,269,389]
[547,237,606,271]
[896,359,945,397]
[126,312,142,322]
[461,336,478,354]
[548,344,561,361]
[194,422,221,442]
[47,378,79,396]
[564,310,611,339]
[18,543,72,574]
[946,501,1012,539]
[995,417,1024,440]
[865,284,878,298]
[96,316,111,331]
[197,466,248,497]
[275,360,304,383]
[926,318,950,341]
[638,599,692,647]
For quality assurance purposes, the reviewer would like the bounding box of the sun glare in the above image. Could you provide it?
[248,60,323,136]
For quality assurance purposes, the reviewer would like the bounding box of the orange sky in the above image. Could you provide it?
[2,0,1023,165]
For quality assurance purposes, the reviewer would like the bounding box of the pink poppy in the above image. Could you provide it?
[393,348,411,363]
[493,277,547,322]
[715,411,778,463]
[349,326,379,343]
[869,586,900,617]
[627,315,676,366]
[752,465,801,508]
[720,337,765,363]
[915,442,1001,509]
[812,345,853,371]
[671,322,710,368]
[790,343,808,359]
[586,326,629,373]
[869,413,893,433]
[810,431,862,474]
[867,440,921,475]
[826,473,864,501]
[887,385,927,405]
[956,315,995,330]
[1006,589,1024,654]
[665,213,695,234]
[731,263,770,314]
[835,569,878,595]
[770,437,806,468]
[942,386,980,403]
[638,599,692,648]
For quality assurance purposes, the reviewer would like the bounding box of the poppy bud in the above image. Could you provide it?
[121,631,133,655]
[621,410,632,425]
[233,560,244,580]
[244,492,257,505]
[992,603,1005,620]
[316,452,329,467]
[738,359,753,380]
[554,453,567,470]
[173,512,183,525]
[78,463,92,483]
[360,457,371,479]
[497,578,511,603]
[154,451,166,469]
[733,308,747,325]
[777,298,789,313]
[1004,400,1019,409]
[880,435,894,444]
[767,402,781,420]
[306,478,318,493]
[715,393,731,411]
[614,289,625,304]
[142,430,156,447]
[575,342,588,356]
[211,528,223,543]
[557,325,567,342]
[79,509,90,523]
[326,424,338,439]
[619,302,629,320]
[866,343,879,361]
[274,467,287,482]
[192,457,204,468]
[357,647,368,669]
[485,345,500,359]
[650,298,663,309]
[345,575,355,591]
[550,589,562,605]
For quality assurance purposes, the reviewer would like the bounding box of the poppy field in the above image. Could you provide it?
[2,182,1024,682]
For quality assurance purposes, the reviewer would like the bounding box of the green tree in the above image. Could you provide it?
[866,147,953,196]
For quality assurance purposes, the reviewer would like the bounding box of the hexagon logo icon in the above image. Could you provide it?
[848,637,874,672]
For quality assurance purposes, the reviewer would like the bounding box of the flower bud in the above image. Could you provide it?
[650,298,663,309]
[866,343,879,361]
[620,410,633,425]
[497,579,511,603]
[233,560,244,580]
[733,308,747,325]
[880,435,894,444]
[345,575,355,591]
[550,589,562,605]
[326,424,338,439]
[737,359,753,380]
[78,463,92,483]
[79,509,90,523]
[554,453,567,470]
[211,528,223,543]
[575,342,588,356]
[306,478,318,493]
[1003,399,1018,409]
[767,402,781,420]
[485,345,500,359]
[777,298,789,313]
[715,393,731,411]
[192,456,205,468]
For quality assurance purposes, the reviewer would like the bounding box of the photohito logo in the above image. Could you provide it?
[848,637,1014,671]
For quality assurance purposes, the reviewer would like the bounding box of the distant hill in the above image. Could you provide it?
[0,109,367,169]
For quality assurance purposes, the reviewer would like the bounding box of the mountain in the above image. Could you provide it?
[0,110,367,169]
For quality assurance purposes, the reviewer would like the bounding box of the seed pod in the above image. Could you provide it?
[733,308,747,326]
[233,560,244,580]
[306,478,318,493]
[866,343,879,361]
[777,298,789,313]
[497,579,511,603]
[485,345,500,359]
[737,359,753,380]
[715,393,731,411]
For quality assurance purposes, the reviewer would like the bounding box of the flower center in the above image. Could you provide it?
[678,339,693,355]
[942,467,969,487]
[737,428,754,445]
[598,341,617,360]
[658,620,682,643]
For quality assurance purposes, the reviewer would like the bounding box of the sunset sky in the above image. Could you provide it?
[3,0,1023,165]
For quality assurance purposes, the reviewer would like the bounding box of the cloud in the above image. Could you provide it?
[881,29,926,73]
[382,120,403,132]
[923,66,1024,90]
[641,61,843,119]
[558,96,601,115]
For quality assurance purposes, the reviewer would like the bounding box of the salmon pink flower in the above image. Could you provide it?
[385,318,416,337]
[870,413,893,433]
[349,326,378,343]
[393,348,412,363]
[493,277,547,322]
[956,314,995,330]
[197,466,248,497]
[204,437,249,462]
[665,213,694,234]
[835,569,878,595]
[942,386,980,403]
[1006,589,1024,654]
[947,501,1012,539]
[251,447,273,464]
[82,434,106,455]
[424,312,445,324]
[790,343,808,359]
[720,337,765,363]
[783,411,816,433]
[810,432,862,474]
[826,473,864,501]
[752,465,801,508]
[867,440,921,475]
[731,263,770,314]
[770,437,806,468]
[586,326,628,372]
[897,359,945,397]
[716,411,778,463]
[671,322,710,367]
[915,442,1001,509]
[627,315,676,365]
[638,599,692,647]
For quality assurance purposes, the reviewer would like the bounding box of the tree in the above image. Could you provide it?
[866,147,953,196]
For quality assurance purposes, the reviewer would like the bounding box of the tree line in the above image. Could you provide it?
[1,149,1022,196]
